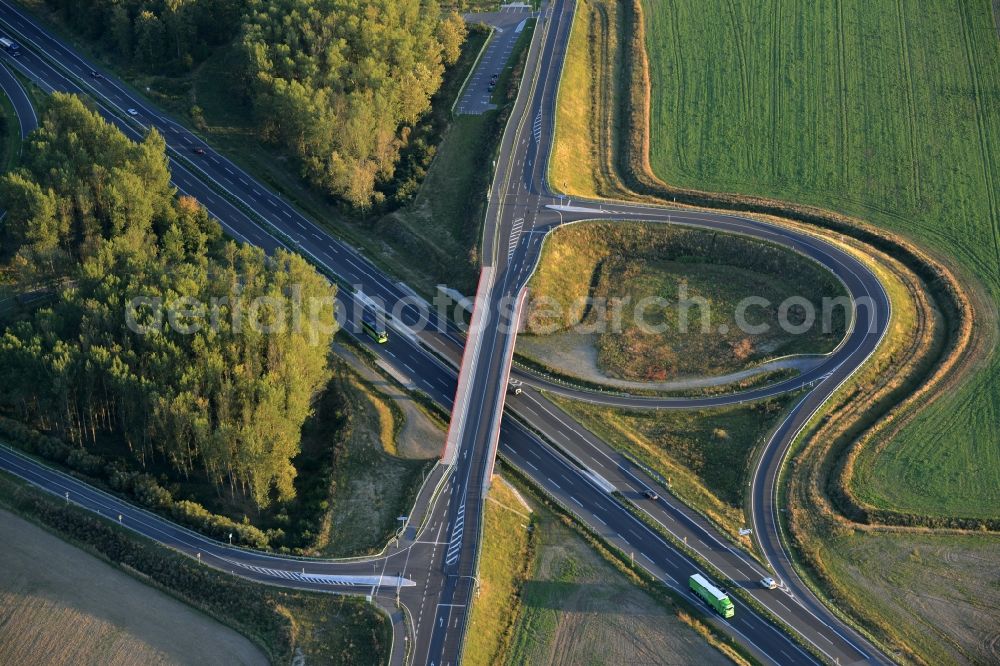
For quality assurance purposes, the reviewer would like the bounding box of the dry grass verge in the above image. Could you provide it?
[552,0,984,527]
[463,476,536,665]
[548,0,992,661]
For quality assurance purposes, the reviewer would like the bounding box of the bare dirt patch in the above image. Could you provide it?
[333,343,445,459]
[522,222,847,383]
[0,509,267,666]
[315,358,435,556]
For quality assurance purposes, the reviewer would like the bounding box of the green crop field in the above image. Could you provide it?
[642,0,1000,518]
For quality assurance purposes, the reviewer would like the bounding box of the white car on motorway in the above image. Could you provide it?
[761,577,779,590]
[127,108,139,116]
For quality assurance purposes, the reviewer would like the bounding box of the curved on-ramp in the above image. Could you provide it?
[0,1,899,662]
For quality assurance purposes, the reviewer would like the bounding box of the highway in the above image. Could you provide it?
[0,1,893,664]
[0,59,32,140]
[426,0,889,661]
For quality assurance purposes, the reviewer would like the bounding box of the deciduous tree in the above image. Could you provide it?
[0,95,338,508]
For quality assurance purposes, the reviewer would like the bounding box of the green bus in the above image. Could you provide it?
[361,311,389,344]
[689,573,735,618]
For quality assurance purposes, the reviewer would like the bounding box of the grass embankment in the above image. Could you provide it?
[314,359,435,557]
[385,110,496,293]
[0,509,268,665]
[548,0,624,199]
[463,477,535,665]
[465,474,739,666]
[550,1,997,660]
[640,0,1000,520]
[0,472,390,664]
[520,221,847,383]
[550,393,795,541]
[780,234,1000,663]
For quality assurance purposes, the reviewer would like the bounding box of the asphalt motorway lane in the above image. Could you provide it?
[421,2,582,661]
[424,0,889,660]
[0,1,893,663]
[0,60,33,139]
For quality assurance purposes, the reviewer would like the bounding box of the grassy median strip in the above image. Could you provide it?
[549,392,798,542]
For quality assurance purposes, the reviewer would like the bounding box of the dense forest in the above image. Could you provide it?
[240,0,466,207]
[0,94,338,508]
[42,0,245,71]
[41,0,467,209]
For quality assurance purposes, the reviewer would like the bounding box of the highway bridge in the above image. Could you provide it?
[0,1,892,663]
